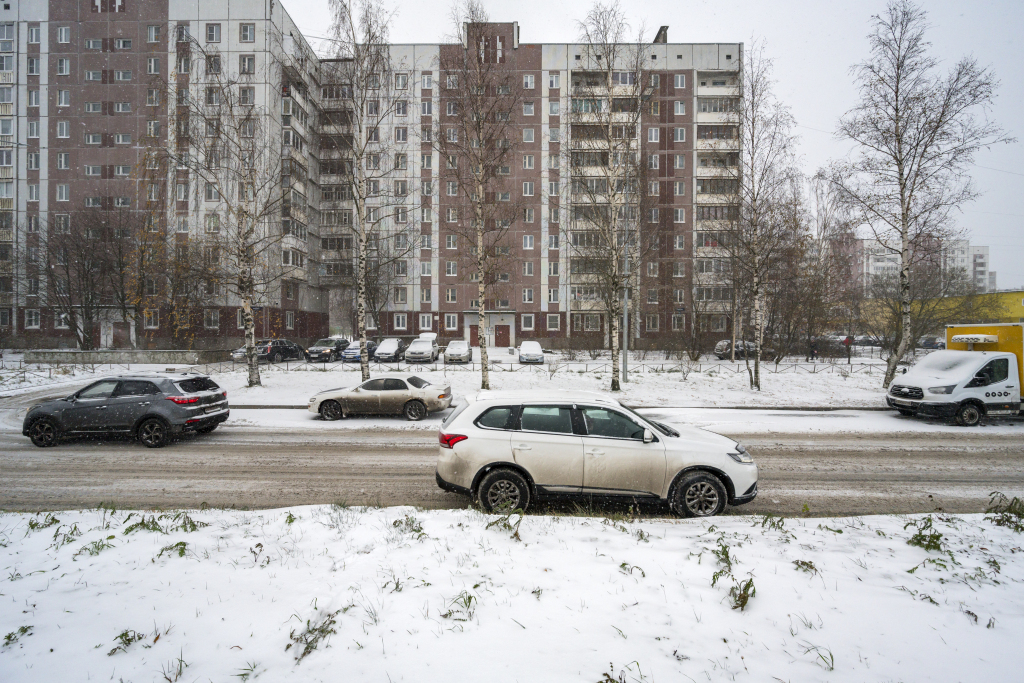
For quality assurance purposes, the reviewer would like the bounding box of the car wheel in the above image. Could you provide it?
[896,408,915,417]
[671,472,727,518]
[137,418,168,448]
[403,400,427,421]
[955,403,982,427]
[271,352,282,363]
[477,469,531,512]
[195,424,218,434]
[320,400,344,421]
[29,419,59,448]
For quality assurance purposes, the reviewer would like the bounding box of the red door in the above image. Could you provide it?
[470,325,479,346]
[494,325,510,347]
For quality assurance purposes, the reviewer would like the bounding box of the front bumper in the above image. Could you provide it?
[444,355,470,363]
[886,396,958,417]
[405,355,433,363]
[307,351,335,361]
[730,481,757,506]
[519,356,544,364]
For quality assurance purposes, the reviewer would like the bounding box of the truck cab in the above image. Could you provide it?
[887,323,1023,426]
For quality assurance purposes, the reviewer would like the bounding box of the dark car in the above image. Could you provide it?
[231,339,305,364]
[22,373,229,449]
[918,336,946,350]
[305,337,351,362]
[713,340,776,360]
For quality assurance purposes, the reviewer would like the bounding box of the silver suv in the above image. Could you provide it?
[22,373,229,448]
[436,391,757,517]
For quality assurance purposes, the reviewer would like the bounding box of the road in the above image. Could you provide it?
[2,427,1022,516]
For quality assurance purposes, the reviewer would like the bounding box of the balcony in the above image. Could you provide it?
[696,85,740,97]
[0,72,12,84]
[0,103,11,116]
[0,227,11,241]
[695,111,738,124]
[694,166,739,178]
[0,292,12,305]
[0,261,12,275]
[694,138,739,152]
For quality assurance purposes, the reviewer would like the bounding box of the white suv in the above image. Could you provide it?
[436,391,757,517]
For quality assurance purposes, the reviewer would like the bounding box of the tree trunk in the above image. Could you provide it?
[241,295,260,388]
[752,281,762,391]
[357,227,370,382]
[610,288,621,392]
[883,225,913,388]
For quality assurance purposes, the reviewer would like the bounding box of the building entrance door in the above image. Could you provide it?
[470,325,479,346]
[494,325,510,347]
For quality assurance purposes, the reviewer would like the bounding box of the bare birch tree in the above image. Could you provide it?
[567,0,655,391]
[829,0,1012,387]
[434,0,523,390]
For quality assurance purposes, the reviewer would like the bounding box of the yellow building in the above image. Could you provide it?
[955,290,1024,324]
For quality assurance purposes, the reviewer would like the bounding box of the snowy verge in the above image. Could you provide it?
[1,506,1022,682]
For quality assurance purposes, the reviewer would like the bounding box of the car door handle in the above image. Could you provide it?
[140,402,150,406]
[95,406,108,410]
[514,444,532,450]
[587,449,605,456]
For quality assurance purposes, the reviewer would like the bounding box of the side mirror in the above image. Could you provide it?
[901,368,907,375]
[643,429,654,444]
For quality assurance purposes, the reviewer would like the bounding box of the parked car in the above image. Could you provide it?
[341,340,378,362]
[918,336,946,350]
[713,340,775,360]
[305,337,351,363]
[22,373,229,449]
[518,340,545,364]
[435,391,757,517]
[374,338,407,362]
[231,339,305,364]
[308,374,452,421]
[405,334,439,363]
[444,340,473,364]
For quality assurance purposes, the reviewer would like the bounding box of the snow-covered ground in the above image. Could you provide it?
[1,506,1021,682]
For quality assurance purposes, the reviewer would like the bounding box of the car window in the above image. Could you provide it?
[360,379,388,391]
[176,377,220,393]
[114,380,161,397]
[407,376,430,389]
[442,401,470,427]
[519,405,573,434]
[581,407,645,440]
[78,380,120,400]
[382,378,408,391]
[476,406,513,430]
[980,359,1009,383]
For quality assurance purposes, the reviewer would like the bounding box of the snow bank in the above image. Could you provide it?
[1,507,1021,681]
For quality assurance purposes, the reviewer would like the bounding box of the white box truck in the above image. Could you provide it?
[886,323,1023,426]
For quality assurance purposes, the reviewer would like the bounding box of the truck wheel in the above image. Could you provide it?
[955,403,982,427]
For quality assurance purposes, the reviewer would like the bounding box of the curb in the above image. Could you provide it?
[228,404,892,412]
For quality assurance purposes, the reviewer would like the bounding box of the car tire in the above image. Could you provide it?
[195,424,218,434]
[137,418,168,448]
[320,400,344,421]
[955,403,982,427]
[29,418,59,448]
[403,400,427,421]
[671,472,727,518]
[477,469,531,512]
[271,352,282,363]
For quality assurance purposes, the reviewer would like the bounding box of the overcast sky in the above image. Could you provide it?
[283,0,1024,289]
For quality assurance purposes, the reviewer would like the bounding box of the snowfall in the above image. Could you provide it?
[2,505,1023,682]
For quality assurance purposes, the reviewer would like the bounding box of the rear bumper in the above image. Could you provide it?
[436,469,471,496]
[178,409,230,432]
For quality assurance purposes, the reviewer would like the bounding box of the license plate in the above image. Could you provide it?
[205,406,221,414]
[892,399,914,407]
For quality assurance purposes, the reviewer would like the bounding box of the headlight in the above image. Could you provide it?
[928,385,956,395]
[727,443,753,463]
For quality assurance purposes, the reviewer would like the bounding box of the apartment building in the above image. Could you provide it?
[318,24,741,348]
[854,238,994,297]
[0,0,327,348]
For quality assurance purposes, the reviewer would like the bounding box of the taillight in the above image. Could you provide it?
[166,396,199,405]
[222,391,228,398]
[439,433,467,449]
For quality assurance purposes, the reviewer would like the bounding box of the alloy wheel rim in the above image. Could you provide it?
[684,482,720,516]
[964,407,980,423]
[408,402,425,419]
[487,480,521,510]
[141,422,163,444]
[322,402,342,420]
[33,422,54,445]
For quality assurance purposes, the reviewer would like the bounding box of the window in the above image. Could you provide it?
[648,128,660,143]
[446,261,457,276]
[240,24,255,42]
[144,309,160,329]
[25,309,40,329]
[674,101,686,116]
[445,313,458,330]
[205,182,219,202]
[206,23,221,42]
[147,120,160,137]
[115,38,132,49]
[421,233,432,249]
[57,153,69,169]
[674,127,686,142]
[523,182,534,197]
[85,165,101,176]
[524,74,535,89]
[673,262,685,278]
[115,101,131,113]
[147,25,160,43]
[421,288,432,303]
[204,309,220,329]
[674,234,686,250]
[85,70,102,82]
[206,55,221,75]
[674,208,686,223]
[648,154,659,170]
[28,27,40,43]
[674,154,686,170]
[421,73,433,89]
[524,208,535,223]
[27,58,39,76]
[394,288,408,305]
[240,55,255,74]
[57,26,71,43]
[445,234,457,249]
[522,314,534,331]
[445,287,457,303]
[27,152,39,170]
[57,59,70,75]
[674,74,685,88]
[420,261,432,277]
[549,101,560,116]
[520,405,573,434]
[548,72,560,89]
[581,407,646,440]
[56,121,69,137]
[674,181,686,196]
[27,184,39,201]
[239,87,255,105]
[523,128,534,143]
[523,154,534,170]
[446,208,458,222]
[523,261,535,277]
[28,90,39,107]
[523,235,535,250]
[115,134,131,144]
[418,313,432,330]
[646,314,659,332]
[523,101,535,116]
[522,288,534,303]
[115,70,132,81]
[177,55,189,74]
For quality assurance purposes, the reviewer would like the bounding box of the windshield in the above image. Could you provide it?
[448,341,468,350]
[521,342,542,352]
[378,340,398,350]
[409,341,431,350]
[176,377,220,393]
[313,339,334,347]
[917,353,973,373]
[407,376,431,389]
